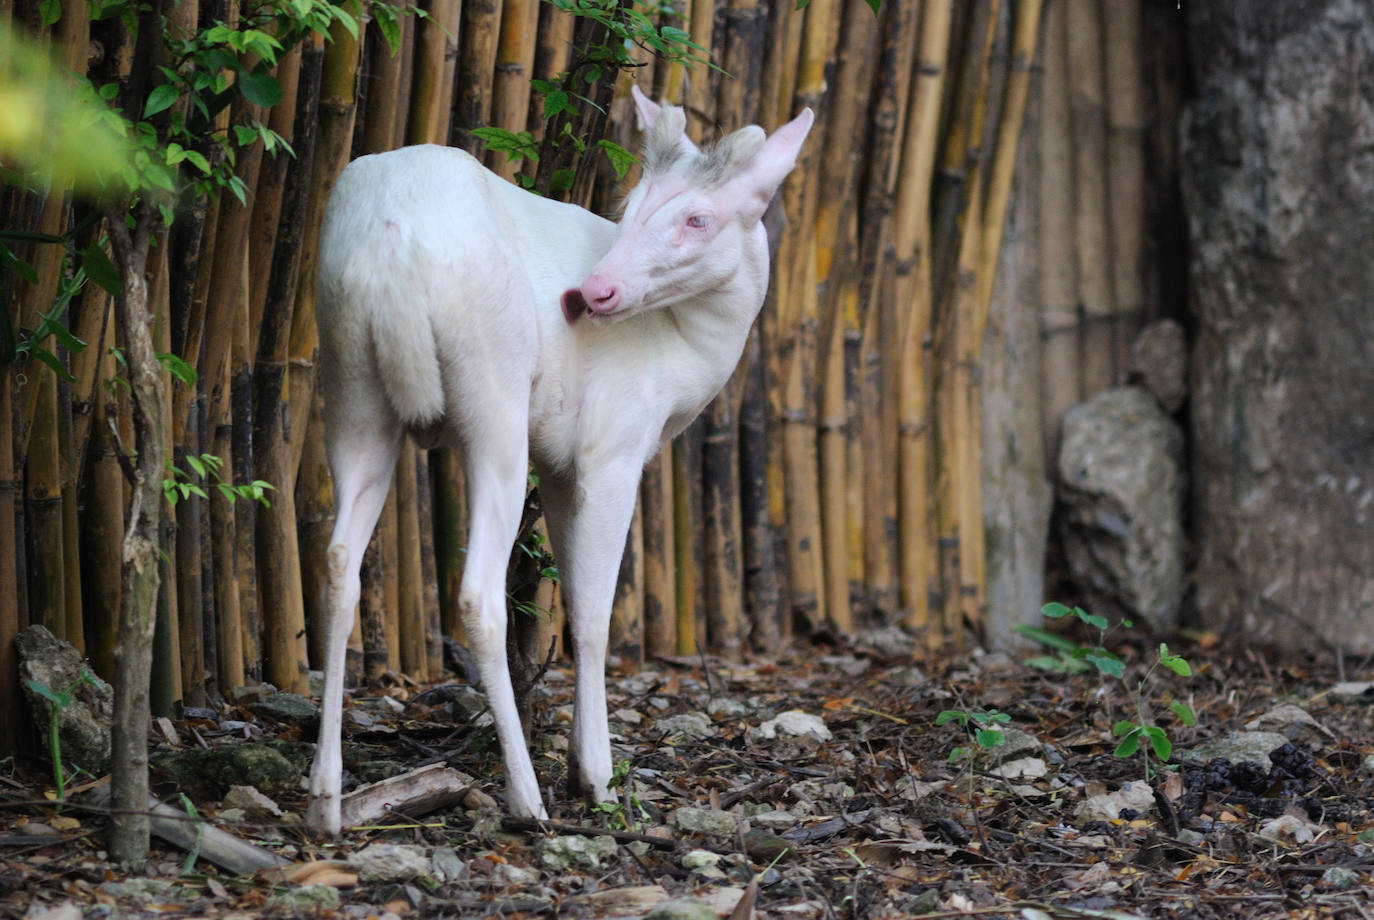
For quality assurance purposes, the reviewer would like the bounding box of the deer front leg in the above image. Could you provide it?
[540,464,641,806]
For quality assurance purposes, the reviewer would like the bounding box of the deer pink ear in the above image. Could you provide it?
[727,107,815,219]
[631,85,661,132]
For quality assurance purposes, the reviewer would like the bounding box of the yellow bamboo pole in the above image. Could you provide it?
[1103,0,1145,370]
[1039,0,1078,463]
[1066,0,1113,391]
[489,0,540,180]
[894,0,952,639]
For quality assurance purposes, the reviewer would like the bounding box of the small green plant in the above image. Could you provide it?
[1018,601,1127,676]
[1020,603,1197,780]
[936,707,1010,764]
[164,452,275,509]
[1112,643,1196,779]
[179,794,206,875]
[26,669,101,802]
[591,759,650,830]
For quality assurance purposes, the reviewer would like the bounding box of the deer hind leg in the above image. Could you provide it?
[306,398,403,837]
[539,463,641,807]
[458,406,547,819]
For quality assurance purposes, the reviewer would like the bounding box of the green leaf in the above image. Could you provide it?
[550,168,576,194]
[598,139,639,181]
[1113,733,1141,759]
[373,3,401,55]
[543,89,572,120]
[1142,725,1172,761]
[79,243,123,296]
[864,0,882,13]
[38,0,61,26]
[1170,700,1196,726]
[186,454,206,478]
[935,710,966,727]
[1084,651,1125,679]
[144,83,181,118]
[1041,602,1072,619]
[975,729,1005,750]
[238,70,283,108]
[2,245,39,284]
[795,0,811,7]
[158,352,197,386]
[33,347,75,383]
[26,679,68,707]
[1080,610,1109,630]
[1015,623,1079,653]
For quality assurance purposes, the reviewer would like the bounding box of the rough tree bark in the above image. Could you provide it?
[1182,0,1374,654]
[107,197,167,868]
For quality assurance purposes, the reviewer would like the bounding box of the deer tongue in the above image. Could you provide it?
[560,289,589,325]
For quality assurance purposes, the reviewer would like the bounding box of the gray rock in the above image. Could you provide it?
[249,692,319,726]
[1322,867,1361,890]
[656,713,713,739]
[749,809,799,831]
[150,742,305,799]
[1127,320,1188,414]
[1057,387,1185,628]
[1174,731,1290,765]
[645,898,720,920]
[271,885,341,911]
[673,806,739,837]
[756,710,831,741]
[353,843,430,883]
[430,847,468,883]
[534,834,618,872]
[15,626,112,775]
[1183,1,1374,654]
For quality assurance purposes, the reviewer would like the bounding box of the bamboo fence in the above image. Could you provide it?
[0,0,1175,741]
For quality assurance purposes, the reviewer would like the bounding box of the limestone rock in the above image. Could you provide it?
[16,626,112,775]
[1057,387,1185,628]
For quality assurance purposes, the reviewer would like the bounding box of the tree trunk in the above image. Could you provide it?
[107,201,167,869]
[1182,0,1374,655]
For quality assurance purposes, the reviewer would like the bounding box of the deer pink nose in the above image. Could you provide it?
[582,278,620,314]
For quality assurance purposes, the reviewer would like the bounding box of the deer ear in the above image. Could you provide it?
[631,84,660,131]
[640,97,697,174]
[727,108,815,220]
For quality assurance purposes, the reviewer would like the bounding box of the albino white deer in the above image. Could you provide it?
[306,85,813,836]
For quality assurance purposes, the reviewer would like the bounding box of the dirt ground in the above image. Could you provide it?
[3,625,1372,919]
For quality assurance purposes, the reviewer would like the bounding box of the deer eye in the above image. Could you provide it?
[685,214,711,230]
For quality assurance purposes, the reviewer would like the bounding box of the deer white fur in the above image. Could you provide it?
[306,85,813,836]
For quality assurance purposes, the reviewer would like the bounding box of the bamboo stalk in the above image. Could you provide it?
[360,522,389,682]
[395,445,427,678]
[640,448,676,658]
[1066,0,1113,391]
[25,368,65,638]
[413,448,443,678]
[361,7,408,153]
[296,385,332,671]
[451,0,503,153]
[1039,0,1078,463]
[431,449,466,643]
[672,430,704,655]
[248,47,303,338]
[406,0,461,146]
[893,0,952,639]
[0,362,15,747]
[489,0,540,179]
[83,346,125,685]
[253,38,322,696]
[1102,0,1145,372]
[814,1,881,629]
[611,502,644,668]
[230,261,260,685]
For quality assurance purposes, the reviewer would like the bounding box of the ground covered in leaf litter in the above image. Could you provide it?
[3,627,1373,920]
